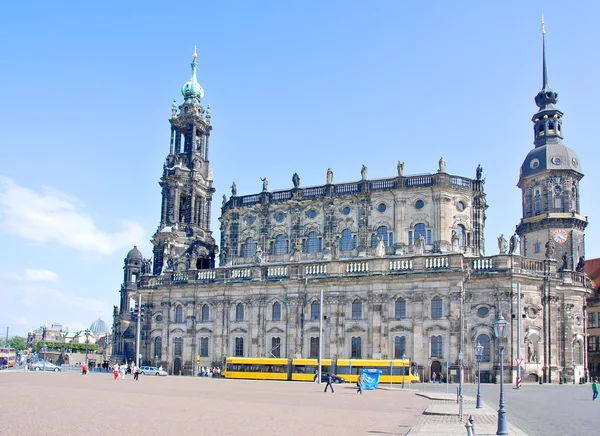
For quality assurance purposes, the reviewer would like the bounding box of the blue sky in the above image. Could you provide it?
[1,1,598,336]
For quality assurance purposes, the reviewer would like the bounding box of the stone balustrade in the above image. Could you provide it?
[137,253,586,289]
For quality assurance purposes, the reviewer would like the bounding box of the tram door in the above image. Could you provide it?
[430,361,441,382]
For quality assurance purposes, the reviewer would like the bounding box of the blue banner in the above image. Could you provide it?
[361,369,382,390]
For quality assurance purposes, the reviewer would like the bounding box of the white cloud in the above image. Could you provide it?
[0,176,145,256]
[0,269,59,283]
[23,269,59,282]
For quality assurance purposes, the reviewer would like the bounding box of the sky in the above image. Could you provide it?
[1,1,598,336]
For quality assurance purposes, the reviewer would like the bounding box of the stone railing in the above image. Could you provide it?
[425,257,449,269]
[136,254,586,290]
[389,260,413,271]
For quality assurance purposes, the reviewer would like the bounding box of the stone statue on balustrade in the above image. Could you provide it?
[292,172,300,189]
[142,258,152,275]
[260,177,268,192]
[290,243,301,262]
[438,157,446,173]
[255,245,264,264]
[545,240,555,259]
[508,233,519,255]
[497,234,507,254]
[361,165,368,180]
[231,182,237,196]
[476,164,483,181]
[397,161,404,177]
[561,252,569,271]
[415,235,426,255]
[375,237,385,257]
[576,256,585,273]
[451,230,460,253]
[326,168,333,185]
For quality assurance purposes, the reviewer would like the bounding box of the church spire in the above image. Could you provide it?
[532,16,562,147]
[181,46,204,103]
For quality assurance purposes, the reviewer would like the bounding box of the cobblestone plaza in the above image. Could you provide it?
[1,372,430,436]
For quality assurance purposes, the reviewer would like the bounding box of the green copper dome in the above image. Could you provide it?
[181,48,204,102]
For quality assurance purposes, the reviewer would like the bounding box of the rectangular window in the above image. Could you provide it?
[389,232,394,246]
[408,231,413,246]
[431,335,443,358]
[589,336,596,352]
[200,337,209,357]
[427,230,432,244]
[554,198,562,209]
[534,243,541,254]
[394,336,406,359]
[589,312,596,329]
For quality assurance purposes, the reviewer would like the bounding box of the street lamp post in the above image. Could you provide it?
[401,353,406,389]
[494,314,509,436]
[85,330,89,364]
[475,341,483,409]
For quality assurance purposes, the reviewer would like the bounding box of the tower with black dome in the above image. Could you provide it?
[119,245,142,314]
[151,48,217,274]
[516,19,587,267]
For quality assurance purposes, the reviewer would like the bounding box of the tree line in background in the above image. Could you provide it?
[3,337,100,354]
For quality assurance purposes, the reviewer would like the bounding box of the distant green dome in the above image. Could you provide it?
[181,50,204,101]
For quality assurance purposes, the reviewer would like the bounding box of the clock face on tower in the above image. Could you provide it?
[553,229,568,244]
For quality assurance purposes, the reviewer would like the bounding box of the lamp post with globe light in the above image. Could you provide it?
[494,314,509,435]
[475,341,483,409]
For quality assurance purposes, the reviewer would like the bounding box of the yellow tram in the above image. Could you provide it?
[222,357,419,383]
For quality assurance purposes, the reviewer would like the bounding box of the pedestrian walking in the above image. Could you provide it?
[133,365,140,381]
[120,363,126,379]
[431,372,436,383]
[356,374,364,395]
[324,373,334,393]
[81,363,88,376]
[592,378,598,401]
[113,364,119,380]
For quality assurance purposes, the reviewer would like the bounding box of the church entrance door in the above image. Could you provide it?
[173,357,182,375]
[431,361,442,382]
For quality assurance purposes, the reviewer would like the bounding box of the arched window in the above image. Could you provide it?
[534,190,541,214]
[306,232,320,253]
[175,305,183,323]
[352,299,362,320]
[351,337,362,358]
[394,336,406,359]
[271,337,281,358]
[310,337,319,358]
[377,226,389,246]
[235,337,244,357]
[431,335,443,358]
[341,229,353,251]
[201,304,210,322]
[414,223,426,242]
[574,341,582,365]
[395,297,406,319]
[199,337,209,357]
[154,337,162,359]
[273,235,287,255]
[476,334,491,362]
[174,337,183,356]
[241,237,256,257]
[272,302,281,321]
[311,301,320,320]
[548,121,555,132]
[456,224,466,248]
[431,296,442,319]
[235,303,244,321]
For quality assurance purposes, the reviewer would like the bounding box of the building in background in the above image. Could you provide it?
[113,30,590,382]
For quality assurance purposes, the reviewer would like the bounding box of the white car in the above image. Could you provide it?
[138,366,168,376]
[31,361,61,372]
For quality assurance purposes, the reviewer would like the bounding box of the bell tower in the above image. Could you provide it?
[515,19,587,268]
[151,48,217,274]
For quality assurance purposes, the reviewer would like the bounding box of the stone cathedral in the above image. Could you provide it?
[113,33,589,383]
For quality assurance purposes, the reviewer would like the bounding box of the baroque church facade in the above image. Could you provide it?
[113,33,589,383]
